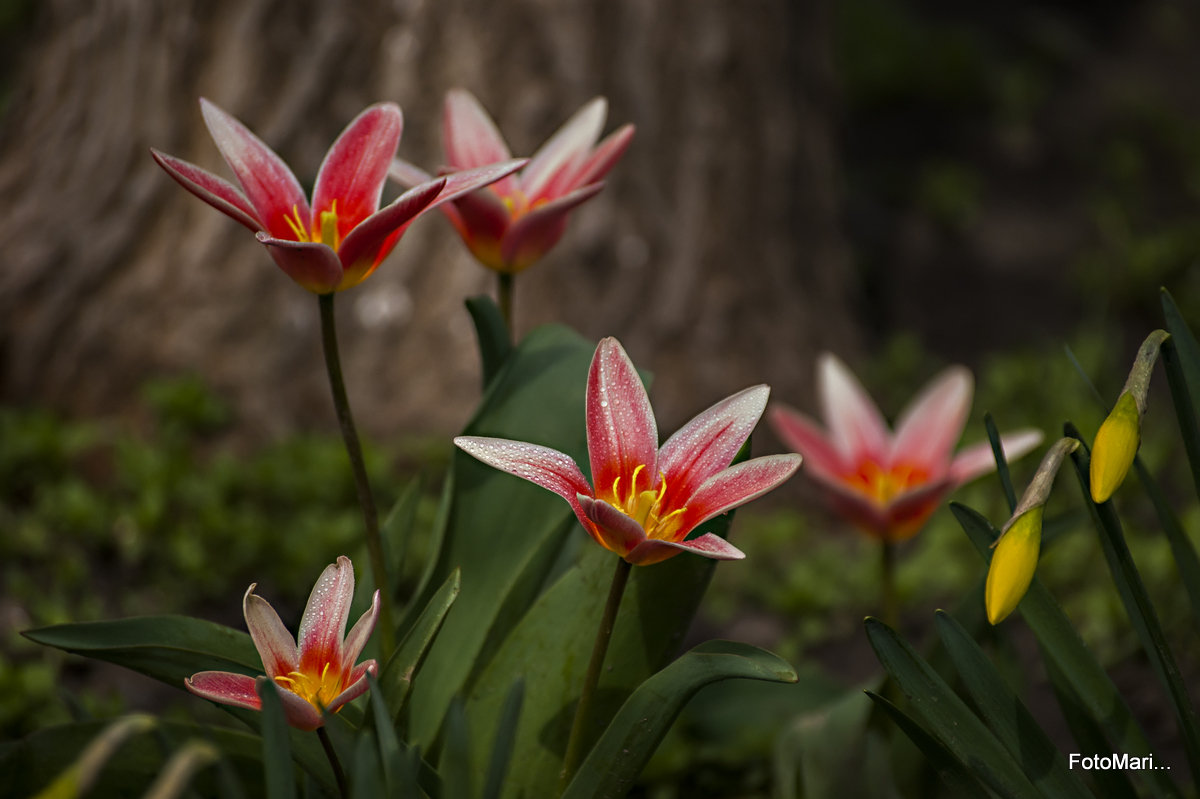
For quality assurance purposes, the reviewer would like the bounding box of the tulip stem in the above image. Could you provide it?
[318,293,396,657]
[881,540,898,629]
[317,726,348,798]
[560,556,632,791]
[498,272,514,338]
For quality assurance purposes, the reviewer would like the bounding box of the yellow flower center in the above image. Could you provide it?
[847,460,929,505]
[500,188,548,220]
[284,200,341,249]
[274,662,345,712]
[607,464,688,541]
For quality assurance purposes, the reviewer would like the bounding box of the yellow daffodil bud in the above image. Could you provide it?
[1088,329,1168,503]
[986,506,1043,625]
[1090,391,1140,503]
[985,437,1079,625]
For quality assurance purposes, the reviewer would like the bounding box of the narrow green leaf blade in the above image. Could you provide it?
[379,570,461,723]
[934,610,1091,798]
[256,681,296,799]
[482,679,524,799]
[562,641,796,799]
[466,294,514,389]
[1066,436,1200,784]
[865,617,1041,799]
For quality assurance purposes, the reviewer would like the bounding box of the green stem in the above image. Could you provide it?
[317,726,348,799]
[881,539,898,629]
[560,557,632,792]
[318,293,395,657]
[497,272,514,339]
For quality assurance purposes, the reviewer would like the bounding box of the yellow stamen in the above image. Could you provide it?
[273,661,344,711]
[604,467,688,541]
[283,204,311,242]
[319,200,340,249]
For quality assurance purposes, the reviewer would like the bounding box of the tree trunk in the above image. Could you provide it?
[0,0,856,439]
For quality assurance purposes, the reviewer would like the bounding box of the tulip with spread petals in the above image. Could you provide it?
[455,337,802,566]
[152,98,524,294]
[770,354,1043,542]
[186,556,380,731]
[390,89,634,276]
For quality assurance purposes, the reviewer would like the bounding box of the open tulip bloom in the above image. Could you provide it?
[186,556,380,731]
[390,89,634,275]
[455,337,802,566]
[770,354,1043,542]
[152,98,525,293]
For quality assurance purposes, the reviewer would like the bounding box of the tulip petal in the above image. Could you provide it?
[150,149,263,232]
[434,159,528,207]
[499,183,604,271]
[625,533,745,566]
[578,493,649,554]
[569,124,636,191]
[342,590,381,669]
[453,436,593,520]
[818,354,890,463]
[388,157,435,188]
[882,475,956,541]
[335,178,445,290]
[522,97,607,203]
[673,455,802,535]
[255,234,344,294]
[199,98,310,241]
[659,385,770,506]
[185,671,262,712]
[268,678,325,731]
[297,556,355,676]
[242,584,298,679]
[767,404,846,483]
[325,660,378,715]
[312,103,403,238]
[949,429,1044,484]
[587,338,659,502]
[890,366,973,470]
[443,89,519,197]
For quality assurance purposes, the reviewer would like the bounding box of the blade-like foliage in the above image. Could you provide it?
[561,640,797,799]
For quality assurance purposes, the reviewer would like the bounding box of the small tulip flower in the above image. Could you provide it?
[770,354,1043,542]
[152,98,524,293]
[390,89,634,274]
[455,337,801,565]
[186,556,380,731]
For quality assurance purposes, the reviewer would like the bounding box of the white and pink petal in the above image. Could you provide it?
[297,556,356,677]
[586,338,659,501]
[890,366,973,471]
[312,103,404,235]
[818,354,891,464]
[242,584,298,679]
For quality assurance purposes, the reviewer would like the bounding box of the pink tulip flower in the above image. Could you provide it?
[390,89,634,274]
[770,354,1043,542]
[186,556,380,731]
[152,98,524,293]
[455,337,801,565]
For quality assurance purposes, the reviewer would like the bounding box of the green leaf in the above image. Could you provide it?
[482,680,524,799]
[462,510,732,798]
[1066,434,1200,784]
[865,692,994,799]
[256,681,296,799]
[951,502,1181,799]
[381,473,426,603]
[405,324,595,748]
[562,640,796,799]
[1161,289,1200,424]
[23,615,260,687]
[378,570,461,724]
[934,611,1091,798]
[983,412,1017,513]
[441,698,473,799]
[1133,458,1200,631]
[865,617,1041,799]
[1,721,267,798]
[466,294,514,389]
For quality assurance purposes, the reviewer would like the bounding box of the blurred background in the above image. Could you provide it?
[2,0,1199,794]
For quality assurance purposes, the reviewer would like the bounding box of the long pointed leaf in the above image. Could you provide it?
[256,681,296,799]
[562,640,796,799]
[865,617,1041,799]
[934,610,1091,798]
[1066,433,1200,784]
[379,570,461,724]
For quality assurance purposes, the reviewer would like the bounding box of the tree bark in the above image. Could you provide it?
[0,0,855,438]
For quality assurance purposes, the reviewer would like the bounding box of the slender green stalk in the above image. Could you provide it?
[497,272,514,338]
[560,557,632,792]
[880,540,898,629]
[317,726,348,799]
[318,293,395,656]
